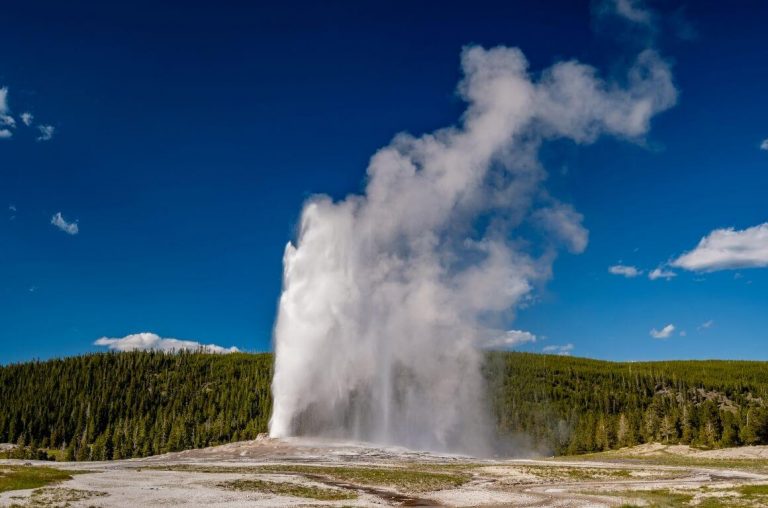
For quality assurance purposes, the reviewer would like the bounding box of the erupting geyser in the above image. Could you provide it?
[270,45,676,453]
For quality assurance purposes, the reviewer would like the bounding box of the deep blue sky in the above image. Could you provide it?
[1,1,767,363]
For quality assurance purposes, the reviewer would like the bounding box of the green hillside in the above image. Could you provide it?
[0,351,272,460]
[485,352,768,455]
[1,351,767,460]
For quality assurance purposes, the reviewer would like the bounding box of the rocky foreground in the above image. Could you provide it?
[4,438,768,506]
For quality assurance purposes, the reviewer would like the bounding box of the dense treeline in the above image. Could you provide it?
[485,353,768,455]
[0,351,272,461]
[2,351,768,460]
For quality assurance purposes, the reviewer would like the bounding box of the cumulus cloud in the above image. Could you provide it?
[648,267,676,280]
[543,343,574,355]
[609,264,641,277]
[20,112,33,126]
[37,124,55,141]
[761,139,768,151]
[94,332,239,354]
[50,212,79,235]
[0,129,11,139]
[650,324,675,339]
[481,329,537,349]
[671,223,768,271]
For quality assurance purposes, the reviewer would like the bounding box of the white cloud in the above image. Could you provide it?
[37,124,55,141]
[94,332,240,354]
[609,264,641,277]
[648,267,676,280]
[607,0,653,25]
[0,87,55,140]
[671,223,768,271]
[0,87,15,134]
[481,329,537,349]
[1,114,15,128]
[542,343,575,356]
[50,212,79,235]
[698,320,714,330]
[679,330,687,337]
[760,139,768,150]
[650,323,675,339]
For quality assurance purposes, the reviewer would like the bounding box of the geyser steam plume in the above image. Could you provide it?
[270,45,676,453]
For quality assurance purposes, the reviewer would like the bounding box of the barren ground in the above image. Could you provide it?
[4,438,768,507]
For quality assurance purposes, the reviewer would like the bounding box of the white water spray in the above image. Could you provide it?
[270,44,676,453]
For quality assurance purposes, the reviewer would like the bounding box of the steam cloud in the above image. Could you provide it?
[270,45,676,453]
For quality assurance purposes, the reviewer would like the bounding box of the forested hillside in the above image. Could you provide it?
[485,353,768,455]
[0,352,272,460]
[2,351,768,460]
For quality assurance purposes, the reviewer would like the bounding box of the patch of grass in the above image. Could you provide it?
[694,498,730,508]
[738,483,768,498]
[23,487,107,507]
[0,466,79,493]
[515,465,634,481]
[584,488,695,507]
[258,465,468,491]
[149,464,468,492]
[560,448,768,472]
[218,478,356,500]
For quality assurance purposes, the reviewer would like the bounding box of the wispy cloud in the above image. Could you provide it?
[0,87,8,113]
[605,0,653,25]
[698,320,714,330]
[0,86,55,141]
[0,87,14,137]
[37,125,55,141]
[542,343,575,356]
[51,212,79,235]
[761,139,768,151]
[8,204,16,220]
[94,332,240,354]
[671,223,768,271]
[1,114,15,128]
[609,264,642,278]
[650,323,675,339]
[481,329,537,350]
[648,267,676,280]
